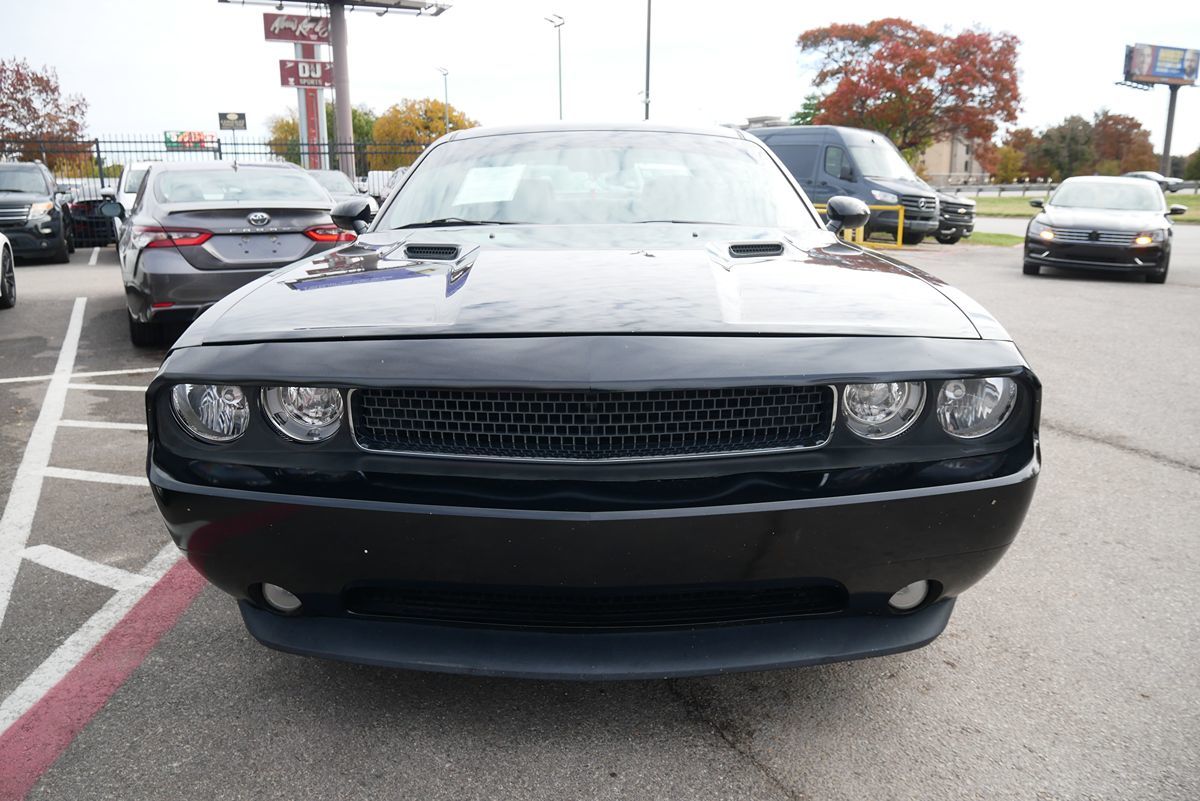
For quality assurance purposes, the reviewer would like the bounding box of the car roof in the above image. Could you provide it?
[148,160,303,172]
[0,162,43,170]
[1059,175,1161,186]
[446,122,747,142]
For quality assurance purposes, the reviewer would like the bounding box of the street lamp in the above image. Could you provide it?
[545,14,564,120]
[436,67,449,133]
[643,0,651,120]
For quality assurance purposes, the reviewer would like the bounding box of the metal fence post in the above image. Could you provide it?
[215,138,223,161]
[94,139,106,187]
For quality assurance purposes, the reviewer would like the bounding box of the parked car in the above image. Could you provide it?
[752,125,939,245]
[69,185,117,247]
[0,162,75,262]
[1024,176,1187,283]
[935,192,976,244]
[145,124,1040,679]
[1122,170,1183,193]
[102,161,346,346]
[0,232,14,309]
[104,161,154,239]
[308,169,379,216]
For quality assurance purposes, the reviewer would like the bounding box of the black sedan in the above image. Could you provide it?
[103,161,347,346]
[1023,176,1187,283]
[147,124,1040,679]
[69,185,117,247]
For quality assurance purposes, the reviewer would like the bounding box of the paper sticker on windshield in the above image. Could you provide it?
[451,165,526,206]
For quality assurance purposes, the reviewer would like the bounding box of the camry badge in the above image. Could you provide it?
[248,212,271,226]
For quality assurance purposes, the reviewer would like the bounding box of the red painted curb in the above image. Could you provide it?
[0,558,206,801]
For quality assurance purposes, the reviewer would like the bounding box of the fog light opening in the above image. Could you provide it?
[888,580,930,612]
[262,583,302,614]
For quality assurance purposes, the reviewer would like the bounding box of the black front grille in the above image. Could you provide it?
[900,194,938,217]
[405,244,460,260]
[344,581,847,629]
[0,205,29,226]
[350,385,834,461]
[729,242,784,258]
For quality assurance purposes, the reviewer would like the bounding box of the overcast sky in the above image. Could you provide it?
[3,1,1198,156]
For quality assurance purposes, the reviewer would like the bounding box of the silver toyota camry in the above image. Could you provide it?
[105,161,351,346]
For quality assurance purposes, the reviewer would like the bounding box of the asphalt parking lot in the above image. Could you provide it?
[1,228,1198,801]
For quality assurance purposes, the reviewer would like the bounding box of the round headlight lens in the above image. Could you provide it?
[261,386,344,442]
[936,377,1018,439]
[170,384,249,443]
[842,382,925,439]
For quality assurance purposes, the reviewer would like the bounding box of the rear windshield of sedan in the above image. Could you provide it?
[1049,181,1164,212]
[153,168,329,203]
[310,170,356,193]
[377,131,816,229]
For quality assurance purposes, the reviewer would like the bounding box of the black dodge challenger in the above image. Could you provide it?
[147,124,1040,679]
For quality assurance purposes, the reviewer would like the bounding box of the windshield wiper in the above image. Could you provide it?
[396,218,525,229]
[631,219,734,225]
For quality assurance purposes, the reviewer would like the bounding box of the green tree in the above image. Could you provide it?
[993,145,1024,183]
[790,93,823,126]
[1033,116,1095,180]
[266,112,301,165]
[1184,147,1200,180]
[324,102,378,170]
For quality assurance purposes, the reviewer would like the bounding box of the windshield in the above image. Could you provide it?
[377,130,815,229]
[0,168,47,194]
[310,170,356,193]
[848,144,919,182]
[153,168,329,204]
[122,169,148,196]
[1049,181,1164,212]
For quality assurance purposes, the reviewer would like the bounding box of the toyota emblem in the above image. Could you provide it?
[248,212,271,226]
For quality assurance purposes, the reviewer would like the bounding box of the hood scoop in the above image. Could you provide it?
[728,242,784,258]
[404,244,461,261]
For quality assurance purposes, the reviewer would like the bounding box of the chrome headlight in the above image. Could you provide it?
[1027,220,1053,240]
[936,378,1018,439]
[170,384,249,443]
[1133,230,1165,246]
[261,386,344,442]
[27,201,54,220]
[842,382,925,439]
[870,190,899,205]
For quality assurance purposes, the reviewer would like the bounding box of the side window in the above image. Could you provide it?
[767,143,819,184]
[824,146,847,179]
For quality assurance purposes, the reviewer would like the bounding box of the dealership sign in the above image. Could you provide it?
[280,58,334,88]
[163,131,217,151]
[262,13,330,43]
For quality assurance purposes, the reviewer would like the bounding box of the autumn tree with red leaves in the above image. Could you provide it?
[0,58,88,141]
[797,18,1020,158]
[1092,110,1156,174]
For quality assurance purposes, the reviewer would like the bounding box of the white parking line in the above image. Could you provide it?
[59,420,147,432]
[88,247,99,266]
[66,383,146,392]
[41,467,148,487]
[0,542,180,732]
[0,367,156,386]
[0,297,87,632]
[21,544,153,592]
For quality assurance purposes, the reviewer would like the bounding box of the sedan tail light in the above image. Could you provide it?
[131,226,213,248]
[304,225,356,243]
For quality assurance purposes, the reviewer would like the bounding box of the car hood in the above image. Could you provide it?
[866,178,936,199]
[190,225,981,344]
[0,191,49,205]
[1036,206,1168,231]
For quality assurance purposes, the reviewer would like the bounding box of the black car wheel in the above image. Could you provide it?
[0,248,15,309]
[49,228,70,263]
[1022,261,1041,276]
[128,312,161,347]
[901,231,925,246]
[1146,255,1169,285]
[935,233,962,245]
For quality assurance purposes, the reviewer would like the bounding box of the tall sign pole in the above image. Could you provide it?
[328,2,355,179]
[265,12,331,170]
[1120,42,1198,177]
[1161,85,1179,176]
[643,0,651,121]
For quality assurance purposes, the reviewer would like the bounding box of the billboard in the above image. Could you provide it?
[263,13,330,43]
[163,131,217,151]
[279,59,335,89]
[1125,43,1199,86]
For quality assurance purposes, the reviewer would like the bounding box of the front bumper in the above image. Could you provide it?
[1024,238,1166,273]
[939,215,975,238]
[0,218,63,256]
[870,210,939,236]
[151,451,1037,678]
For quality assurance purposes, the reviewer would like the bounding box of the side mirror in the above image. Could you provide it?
[331,197,373,234]
[824,195,870,233]
[355,179,369,194]
[99,201,125,219]
[56,183,73,194]
[99,187,116,199]
[1168,204,1188,216]
[1029,199,1044,209]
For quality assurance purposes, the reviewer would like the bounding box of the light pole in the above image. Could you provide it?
[436,67,449,133]
[643,0,651,120]
[545,14,564,120]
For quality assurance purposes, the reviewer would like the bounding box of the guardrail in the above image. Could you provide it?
[813,203,906,250]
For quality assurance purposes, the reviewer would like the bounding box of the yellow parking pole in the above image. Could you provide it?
[812,204,906,249]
